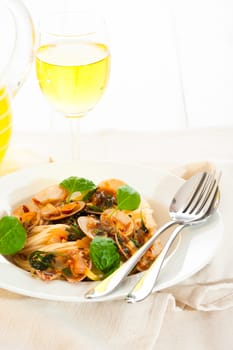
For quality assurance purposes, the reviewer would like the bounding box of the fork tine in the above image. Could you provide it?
[184,171,215,214]
[174,172,208,216]
[194,171,221,215]
[191,171,216,214]
[177,172,207,213]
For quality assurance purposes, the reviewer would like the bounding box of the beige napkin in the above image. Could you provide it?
[0,157,232,350]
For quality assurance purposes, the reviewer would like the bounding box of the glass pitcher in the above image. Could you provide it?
[0,0,34,163]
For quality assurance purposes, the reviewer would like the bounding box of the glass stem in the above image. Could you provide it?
[68,117,80,161]
[48,111,81,162]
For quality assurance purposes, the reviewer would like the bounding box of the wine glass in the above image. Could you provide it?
[35,11,110,161]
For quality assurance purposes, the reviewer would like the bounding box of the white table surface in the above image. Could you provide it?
[6,126,233,167]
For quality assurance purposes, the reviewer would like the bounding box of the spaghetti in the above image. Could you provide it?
[11,177,162,283]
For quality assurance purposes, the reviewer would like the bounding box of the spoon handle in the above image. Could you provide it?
[125,224,185,303]
[85,220,176,299]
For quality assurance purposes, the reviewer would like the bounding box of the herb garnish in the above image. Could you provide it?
[140,211,149,233]
[29,251,55,271]
[0,216,26,255]
[62,267,72,277]
[90,236,120,276]
[67,225,85,240]
[116,184,141,211]
[130,238,141,248]
[86,204,103,213]
[60,176,96,202]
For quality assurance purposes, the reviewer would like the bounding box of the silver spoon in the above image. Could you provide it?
[85,171,217,300]
[126,178,220,303]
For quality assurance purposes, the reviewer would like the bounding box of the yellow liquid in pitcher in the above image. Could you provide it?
[36,42,110,116]
[0,86,12,163]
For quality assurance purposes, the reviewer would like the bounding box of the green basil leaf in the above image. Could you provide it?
[90,237,120,275]
[0,216,26,255]
[60,176,96,201]
[116,184,141,210]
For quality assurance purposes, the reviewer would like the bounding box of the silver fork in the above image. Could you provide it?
[126,171,221,303]
[85,171,219,300]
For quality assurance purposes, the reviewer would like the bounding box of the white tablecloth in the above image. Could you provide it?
[0,126,232,349]
[6,126,233,166]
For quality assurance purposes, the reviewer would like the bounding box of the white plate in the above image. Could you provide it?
[0,161,223,302]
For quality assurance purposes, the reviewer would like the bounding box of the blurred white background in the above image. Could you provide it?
[11,0,233,133]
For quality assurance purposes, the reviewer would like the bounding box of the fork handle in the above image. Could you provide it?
[126,224,186,303]
[85,220,176,299]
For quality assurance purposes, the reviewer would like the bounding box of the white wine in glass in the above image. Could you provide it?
[35,12,110,160]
